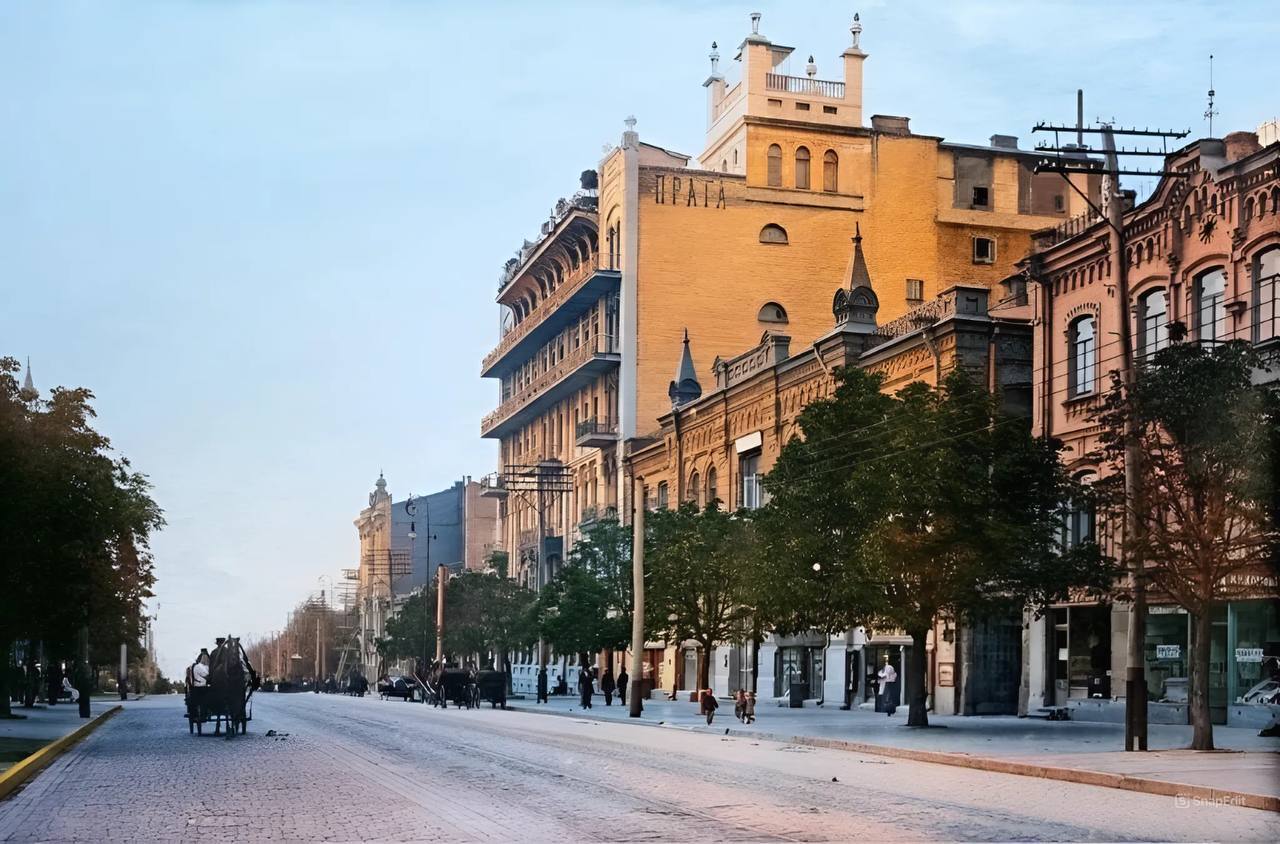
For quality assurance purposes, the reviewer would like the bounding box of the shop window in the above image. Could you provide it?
[1195,267,1226,346]
[795,146,811,190]
[1231,600,1280,706]
[766,144,782,187]
[973,236,995,264]
[1138,288,1169,362]
[1252,247,1280,343]
[1068,315,1097,398]
[1146,607,1189,703]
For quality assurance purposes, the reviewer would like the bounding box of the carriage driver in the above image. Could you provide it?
[190,650,210,719]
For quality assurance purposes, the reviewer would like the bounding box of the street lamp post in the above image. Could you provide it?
[405,494,439,671]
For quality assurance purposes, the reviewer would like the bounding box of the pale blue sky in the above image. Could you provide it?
[3,0,1275,677]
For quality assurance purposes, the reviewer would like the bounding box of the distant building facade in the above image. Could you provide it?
[352,475,498,679]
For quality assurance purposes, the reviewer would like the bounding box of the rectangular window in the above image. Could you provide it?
[739,452,762,510]
[972,186,990,208]
[973,237,995,264]
[795,102,810,111]
[767,98,783,108]
[822,105,838,114]
[1196,268,1227,346]
[1253,248,1280,344]
[1054,194,1065,212]
[906,279,924,303]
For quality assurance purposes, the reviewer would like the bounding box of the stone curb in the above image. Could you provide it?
[507,704,1279,813]
[0,705,122,802]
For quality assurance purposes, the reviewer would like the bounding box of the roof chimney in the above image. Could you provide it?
[989,134,1019,150]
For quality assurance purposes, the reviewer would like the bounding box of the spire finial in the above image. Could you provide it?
[851,13,863,50]
[20,357,34,395]
[750,11,761,35]
[670,329,702,409]
[854,221,862,243]
[709,42,720,75]
[806,55,817,78]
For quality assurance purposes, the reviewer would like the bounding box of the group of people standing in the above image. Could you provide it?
[577,665,628,708]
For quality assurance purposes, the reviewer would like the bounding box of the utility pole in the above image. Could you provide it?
[1033,117,1189,752]
[628,474,646,718]
[435,564,447,663]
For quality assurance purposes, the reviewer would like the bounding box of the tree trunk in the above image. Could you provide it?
[907,628,930,727]
[23,647,38,708]
[697,643,711,693]
[1189,608,1214,751]
[0,636,12,718]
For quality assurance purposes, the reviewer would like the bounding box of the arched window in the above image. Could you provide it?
[1138,288,1168,361]
[758,301,788,323]
[1063,471,1097,548]
[721,159,728,173]
[733,148,739,166]
[823,150,838,192]
[795,146,811,190]
[766,144,782,187]
[1069,315,1097,397]
[1195,267,1226,345]
[759,224,789,245]
[656,481,669,510]
[688,471,701,506]
[706,467,718,507]
[1254,247,1280,343]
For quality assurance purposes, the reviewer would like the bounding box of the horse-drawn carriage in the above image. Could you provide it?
[377,675,419,701]
[420,666,507,709]
[185,636,258,738]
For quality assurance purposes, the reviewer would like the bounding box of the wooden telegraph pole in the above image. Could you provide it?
[1032,117,1189,751]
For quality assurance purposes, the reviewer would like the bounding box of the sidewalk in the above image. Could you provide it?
[510,694,1280,808]
[1,701,115,774]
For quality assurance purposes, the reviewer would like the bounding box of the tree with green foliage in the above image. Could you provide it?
[0,357,162,717]
[646,503,758,692]
[1092,335,1279,750]
[535,518,633,666]
[759,368,1112,726]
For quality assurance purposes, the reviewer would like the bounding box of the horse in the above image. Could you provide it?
[208,636,252,739]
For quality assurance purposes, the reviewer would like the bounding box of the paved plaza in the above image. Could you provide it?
[0,694,1276,842]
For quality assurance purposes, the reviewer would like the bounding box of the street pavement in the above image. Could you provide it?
[0,693,1276,842]
[511,694,1280,799]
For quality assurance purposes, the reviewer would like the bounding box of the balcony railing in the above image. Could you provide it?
[575,416,618,448]
[484,258,606,374]
[482,335,620,437]
[765,73,844,99]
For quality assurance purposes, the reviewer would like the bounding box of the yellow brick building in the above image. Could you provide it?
[479,12,1092,696]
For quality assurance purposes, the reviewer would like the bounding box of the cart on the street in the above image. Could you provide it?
[475,670,507,709]
[185,636,257,738]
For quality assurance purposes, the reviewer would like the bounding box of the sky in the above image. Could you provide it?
[2,0,1276,678]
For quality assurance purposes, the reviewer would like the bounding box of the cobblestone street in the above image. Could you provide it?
[0,694,1277,842]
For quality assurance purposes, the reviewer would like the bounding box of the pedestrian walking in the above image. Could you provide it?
[699,688,718,726]
[877,656,898,716]
[537,667,548,703]
[601,667,616,706]
[577,667,593,708]
[745,691,756,724]
[617,667,629,706]
[733,688,747,722]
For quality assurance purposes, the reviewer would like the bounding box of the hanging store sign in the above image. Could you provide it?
[1234,648,1264,663]
[1155,644,1181,660]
